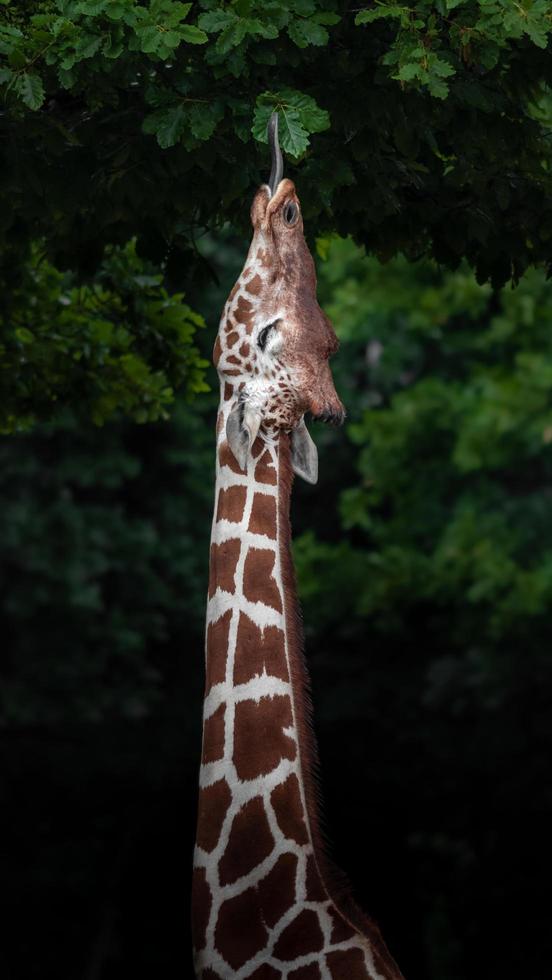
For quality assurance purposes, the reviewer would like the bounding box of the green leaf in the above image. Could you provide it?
[197,10,234,33]
[427,77,449,99]
[76,34,102,60]
[104,2,130,20]
[103,33,124,58]
[16,73,45,110]
[51,17,73,36]
[356,6,405,25]
[253,88,330,157]
[253,102,308,157]
[8,48,26,69]
[0,24,23,38]
[397,63,421,82]
[315,13,341,26]
[278,107,308,157]
[289,0,316,14]
[188,102,224,141]
[288,18,329,48]
[162,1,192,26]
[523,11,550,50]
[250,20,279,41]
[179,24,208,44]
[135,26,163,54]
[431,57,455,79]
[216,20,248,53]
[143,105,186,149]
[288,90,330,133]
[75,1,110,13]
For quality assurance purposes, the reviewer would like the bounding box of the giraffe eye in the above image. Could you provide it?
[283,202,298,226]
[257,320,280,352]
[257,324,273,351]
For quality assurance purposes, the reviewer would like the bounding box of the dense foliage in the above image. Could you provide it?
[302,239,552,654]
[0,240,208,432]
[3,0,552,426]
[2,0,552,282]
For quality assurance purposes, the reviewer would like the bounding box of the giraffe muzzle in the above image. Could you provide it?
[311,405,346,426]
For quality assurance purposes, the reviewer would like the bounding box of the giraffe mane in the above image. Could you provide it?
[278,434,404,980]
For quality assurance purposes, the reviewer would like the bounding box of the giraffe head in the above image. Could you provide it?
[214,116,344,485]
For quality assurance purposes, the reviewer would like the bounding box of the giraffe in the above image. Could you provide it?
[192,115,404,980]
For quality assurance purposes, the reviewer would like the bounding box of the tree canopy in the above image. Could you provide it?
[2,0,552,427]
[3,0,552,282]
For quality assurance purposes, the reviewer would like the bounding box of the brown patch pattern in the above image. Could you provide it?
[219,797,274,886]
[218,441,242,474]
[216,485,247,524]
[213,336,222,366]
[233,695,296,780]
[196,779,232,854]
[273,909,324,960]
[235,294,253,326]
[288,965,322,980]
[246,273,262,295]
[215,887,268,969]
[235,293,252,313]
[256,851,297,928]
[202,703,225,765]
[255,449,277,485]
[270,773,309,846]
[208,539,240,597]
[248,493,277,537]
[248,966,282,979]
[243,548,282,611]
[233,613,288,685]
[329,908,357,943]
[251,436,265,457]
[206,608,232,691]
[327,948,370,977]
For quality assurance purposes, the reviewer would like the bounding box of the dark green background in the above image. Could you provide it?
[2,2,552,976]
[2,232,551,980]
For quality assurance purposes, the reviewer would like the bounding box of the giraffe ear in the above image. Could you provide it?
[291,418,318,485]
[226,403,261,471]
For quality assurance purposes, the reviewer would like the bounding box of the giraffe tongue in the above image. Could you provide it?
[291,419,318,485]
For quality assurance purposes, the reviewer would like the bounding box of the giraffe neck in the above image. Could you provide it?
[192,405,402,978]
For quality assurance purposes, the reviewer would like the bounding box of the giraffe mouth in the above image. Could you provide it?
[311,406,346,426]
